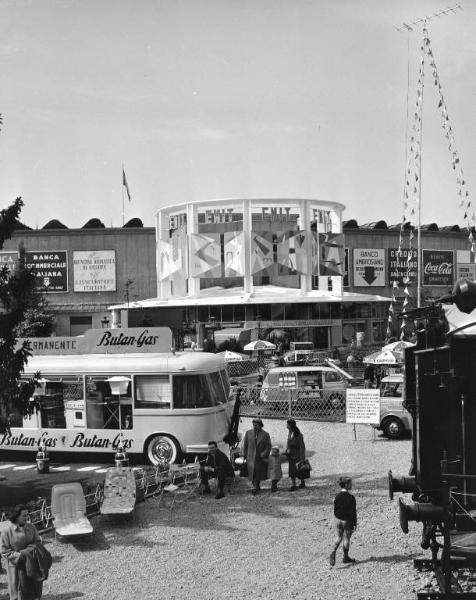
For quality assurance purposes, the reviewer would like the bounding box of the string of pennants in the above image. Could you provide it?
[387,24,473,341]
[424,25,475,249]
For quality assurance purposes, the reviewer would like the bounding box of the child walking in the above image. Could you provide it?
[268,446,283,492]
[329,476,357,566]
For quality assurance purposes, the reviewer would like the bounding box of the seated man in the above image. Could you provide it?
[200,441,235,500]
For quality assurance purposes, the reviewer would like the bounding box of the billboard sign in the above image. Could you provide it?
[0,251,18,273]
[456,250,476,282]
[73,250,116,292]
[353,248,386,287]
[387,248,417,286]
[422,250,454,286]
[25,251,68,292]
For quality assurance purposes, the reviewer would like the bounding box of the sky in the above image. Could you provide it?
[1,0,476,230]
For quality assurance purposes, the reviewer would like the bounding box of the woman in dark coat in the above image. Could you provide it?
[286,418,306,491]
[241,418,272,494]
[1,504,42,600]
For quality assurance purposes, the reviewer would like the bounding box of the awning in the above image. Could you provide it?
[213,328,248,344]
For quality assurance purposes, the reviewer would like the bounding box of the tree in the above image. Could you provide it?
[0,198,39,434]
[15,286,55,338]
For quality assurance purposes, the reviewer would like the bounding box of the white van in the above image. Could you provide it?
[259,366,350,408]
[375,374,412,439]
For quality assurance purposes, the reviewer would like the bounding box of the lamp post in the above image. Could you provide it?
[256,313,262,341]
[208,316,217,352]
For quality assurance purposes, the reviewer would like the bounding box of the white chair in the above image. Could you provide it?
[100,467,136,515]
[50,482,93,538]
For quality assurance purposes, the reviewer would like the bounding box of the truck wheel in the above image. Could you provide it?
[383,417,403,440]
[146,435,182,466]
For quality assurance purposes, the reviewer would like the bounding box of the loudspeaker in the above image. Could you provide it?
[398,497,445,534]
[388,470,418,501]
[445,278,476,314]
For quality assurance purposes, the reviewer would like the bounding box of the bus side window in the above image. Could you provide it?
[134,375,171,409]
[86,377,115,429]
[173,375,213,409]
[40,381,67,429]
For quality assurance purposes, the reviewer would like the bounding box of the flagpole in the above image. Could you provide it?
[122,164,125,226]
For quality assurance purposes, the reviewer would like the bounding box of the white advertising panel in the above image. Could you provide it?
[353,248,386,286]
[456,250,476,282]
[345,389,381,424]
[73,250,116,292]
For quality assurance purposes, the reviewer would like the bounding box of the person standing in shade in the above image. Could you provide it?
[286,418,306,491]
[363,363,375,388]
[241,418,271,495]
[329,476,357,566]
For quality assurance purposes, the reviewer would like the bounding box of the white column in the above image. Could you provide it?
[187,202,199,298]
[111,309,121,328]
[300,199,312,293]
[156,210,163,299]
[243,198,253,294]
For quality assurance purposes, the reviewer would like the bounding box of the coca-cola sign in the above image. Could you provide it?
[422,250,454,286]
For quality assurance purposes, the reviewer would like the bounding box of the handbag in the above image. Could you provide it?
[296,459,312,480]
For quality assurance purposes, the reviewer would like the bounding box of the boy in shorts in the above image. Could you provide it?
[329,476,357,566]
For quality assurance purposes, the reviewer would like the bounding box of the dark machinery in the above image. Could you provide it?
[390,278,476,599]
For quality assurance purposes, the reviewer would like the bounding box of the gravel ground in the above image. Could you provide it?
[1,419,431,600]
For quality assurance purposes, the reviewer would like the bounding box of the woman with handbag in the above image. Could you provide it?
[286,418,307,491]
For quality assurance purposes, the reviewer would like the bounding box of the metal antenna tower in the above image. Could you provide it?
[394,4,461,32]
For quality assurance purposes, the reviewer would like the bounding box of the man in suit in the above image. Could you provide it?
[200,441,235,500]
[241,418,272,495]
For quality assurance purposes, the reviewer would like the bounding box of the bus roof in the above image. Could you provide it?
[22,351,225,376]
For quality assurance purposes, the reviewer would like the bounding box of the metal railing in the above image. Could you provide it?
[238,384,347,421]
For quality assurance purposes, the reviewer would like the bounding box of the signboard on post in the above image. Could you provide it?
[17,327,174,355]
[25,251,68,292]
[345,389,380,425]
[422,250,454,286]
[353,248,386,287]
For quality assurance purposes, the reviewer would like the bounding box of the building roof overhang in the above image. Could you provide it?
[108,285,391,311]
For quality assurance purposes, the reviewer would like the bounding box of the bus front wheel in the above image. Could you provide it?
[146,435,182,466]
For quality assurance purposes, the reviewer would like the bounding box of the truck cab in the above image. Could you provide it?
[377,374,412,439]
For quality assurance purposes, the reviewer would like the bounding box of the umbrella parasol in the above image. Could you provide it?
[216,350,248,362]
[243,340,276,351]
[363,349,402,365]
[382,340,414,353]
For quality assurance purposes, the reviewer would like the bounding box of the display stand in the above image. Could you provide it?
[346,389,381,441]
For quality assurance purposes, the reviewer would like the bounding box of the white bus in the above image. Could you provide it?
[1,328,238,465]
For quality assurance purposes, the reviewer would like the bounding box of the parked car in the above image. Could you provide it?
[374,374,412,439]
[259,366,351,409]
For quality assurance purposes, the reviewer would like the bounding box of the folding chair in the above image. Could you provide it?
[50,482,93,538]
[100,467,136,515]
[163,463,201,510]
